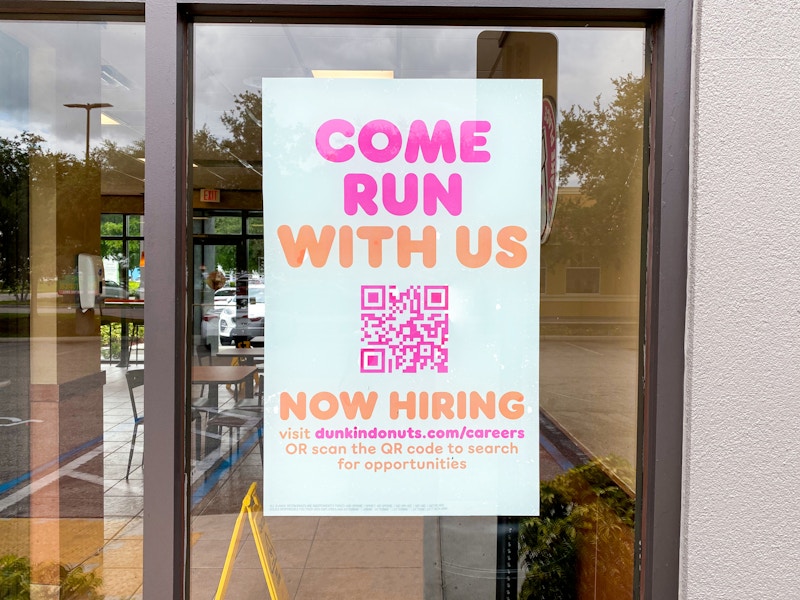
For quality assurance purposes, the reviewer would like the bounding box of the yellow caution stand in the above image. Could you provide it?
[215,482,289,600]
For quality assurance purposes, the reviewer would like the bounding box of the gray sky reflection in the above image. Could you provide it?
[0,21,144,157]
[0,22,643,178]
[194,24,644,142]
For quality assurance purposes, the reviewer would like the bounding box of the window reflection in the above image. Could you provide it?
[190,23,644,600]
[524,61,643,600]
[0,21,144,599]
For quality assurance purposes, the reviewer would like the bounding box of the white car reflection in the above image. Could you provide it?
[218,284,264,346]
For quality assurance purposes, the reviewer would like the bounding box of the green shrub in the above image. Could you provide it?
[59,563,104,599]
[519,483,578,600]
[0,554,30,599]
[519,460,635,600]
[0,555,104,599]
[101,323,122,360]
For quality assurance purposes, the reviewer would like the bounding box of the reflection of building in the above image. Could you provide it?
[541,187,640,336]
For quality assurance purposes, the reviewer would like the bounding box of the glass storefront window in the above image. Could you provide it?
[0,20,145,599]
[247,216,263,235]
[128,215,142,237]
[189,22,645,599]
[208,215,243,235]
[102,214,124,237]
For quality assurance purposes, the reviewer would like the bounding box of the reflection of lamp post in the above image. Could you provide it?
[63,102,113,162]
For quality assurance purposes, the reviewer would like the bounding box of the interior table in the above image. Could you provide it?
[191,365,258,457]
[216,347,263,398]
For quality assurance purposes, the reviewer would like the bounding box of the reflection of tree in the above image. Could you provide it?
[193,125,223,161]
[546,74,644,274]
[0,133,39,301]
[95,139,145,181]
[1,131,108,302]
[78,89,260,193]
[219,90,262,161]
[0,89,262,300]
[192,90,263,190]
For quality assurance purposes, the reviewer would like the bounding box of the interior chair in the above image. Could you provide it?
[125,369,145,479]
[195,343,212,397]
[191,386,218,462]
[206,373,264,460]
[189,346,232,461]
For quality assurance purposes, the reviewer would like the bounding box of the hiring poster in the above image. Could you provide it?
[262,78,540,516]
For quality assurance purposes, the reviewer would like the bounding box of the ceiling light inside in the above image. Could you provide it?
[101,113,121,125]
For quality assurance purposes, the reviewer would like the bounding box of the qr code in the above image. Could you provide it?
[360,285,449,373]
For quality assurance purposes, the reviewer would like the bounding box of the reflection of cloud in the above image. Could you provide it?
[1,21,643,157]
[0,21,144,155]
[193,24,644,141]
[0,119,59,151]
[555,29,645,111]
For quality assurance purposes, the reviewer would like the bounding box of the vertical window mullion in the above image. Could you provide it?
[143,1,188,598]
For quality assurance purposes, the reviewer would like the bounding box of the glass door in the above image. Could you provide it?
[188,23,646,600]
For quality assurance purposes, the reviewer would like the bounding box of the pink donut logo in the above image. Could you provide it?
[541,96,558,244]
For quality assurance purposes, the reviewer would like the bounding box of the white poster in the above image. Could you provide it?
[262,78,541,515]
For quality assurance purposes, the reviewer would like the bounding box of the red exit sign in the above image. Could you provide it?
[201,188,220,203]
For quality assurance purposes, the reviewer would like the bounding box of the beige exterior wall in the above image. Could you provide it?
[683,1,800,597]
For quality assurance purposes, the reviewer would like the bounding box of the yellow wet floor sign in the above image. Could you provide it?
[215,482,289,600]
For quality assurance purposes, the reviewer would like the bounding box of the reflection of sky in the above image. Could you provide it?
[194,25,644,141]
[0,21,144,156]
[0,22,643,158]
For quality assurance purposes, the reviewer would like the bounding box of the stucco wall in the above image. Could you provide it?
[684,1,800,597]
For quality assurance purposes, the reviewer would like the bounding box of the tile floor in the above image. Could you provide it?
[82,363,428,600]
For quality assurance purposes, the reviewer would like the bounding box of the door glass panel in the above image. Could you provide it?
[0,20,145,599]
[190,23,644,599]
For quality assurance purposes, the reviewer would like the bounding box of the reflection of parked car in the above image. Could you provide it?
[213,287,236,307]
[200,287,237,348]
[99,280,128,300]
[218,283,264,345]
[201,306,222,346]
